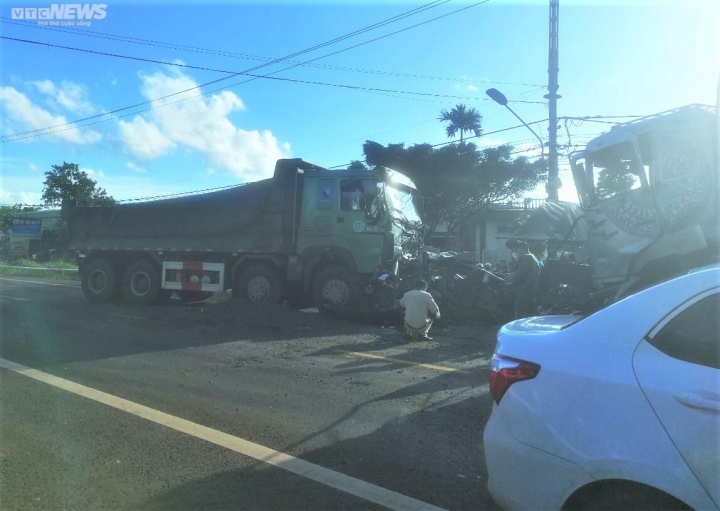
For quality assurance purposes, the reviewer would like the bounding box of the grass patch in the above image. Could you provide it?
[0,258,79,280]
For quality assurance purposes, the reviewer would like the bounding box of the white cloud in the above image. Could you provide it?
[28,163,39,171]
[117,68,291,181]
[0,188,41,205]
[31,79,95,114]
[81,167,106,180]
[0,86,101,144]
[453,83,479,93]
[478,137,509,148]
[0,166,44,206]
[118,115,174,159]
[83,173,194,203]
[126,161,147,173]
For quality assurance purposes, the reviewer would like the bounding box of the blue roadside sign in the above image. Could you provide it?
[10,218,42,238]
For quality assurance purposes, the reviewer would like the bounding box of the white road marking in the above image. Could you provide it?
[0,277,79,288]
[0,357,446,511]
[0,295,29,301]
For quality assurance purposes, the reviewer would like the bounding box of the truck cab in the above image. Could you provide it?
[295,165,423,307]
[569,104,718,300]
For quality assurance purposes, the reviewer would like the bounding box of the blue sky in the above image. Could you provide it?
[1,0,718,206]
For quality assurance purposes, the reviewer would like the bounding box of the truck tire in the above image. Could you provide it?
[123,260,163,305]
[312,265,358,308]
[81,258,118,303]
[238,264,283,303]
[177,291,214,302]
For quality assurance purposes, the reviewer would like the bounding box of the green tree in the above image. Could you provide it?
[347,160,367,171]
[363,140,544,240]
[438,104,483,144]
[595,165,637,200]
[42,162,116,207]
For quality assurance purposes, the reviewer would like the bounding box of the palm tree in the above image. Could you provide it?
[438,104,483,144]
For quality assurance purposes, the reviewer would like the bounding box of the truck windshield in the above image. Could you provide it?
[588,140,651,202]
[385,184,421,226]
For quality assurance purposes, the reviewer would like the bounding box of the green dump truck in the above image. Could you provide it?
[65,158,423,307]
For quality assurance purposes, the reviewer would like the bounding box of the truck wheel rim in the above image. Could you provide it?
[88,270,107,293]
[323,279,348,305]
[247,277,270,302]
[130,272,151,296]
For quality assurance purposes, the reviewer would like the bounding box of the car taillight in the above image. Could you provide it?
[489,354,540,404]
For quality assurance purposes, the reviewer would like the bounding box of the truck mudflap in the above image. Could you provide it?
[161,261,224,292]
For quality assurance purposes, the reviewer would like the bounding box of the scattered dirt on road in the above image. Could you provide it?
[156,295,503,355]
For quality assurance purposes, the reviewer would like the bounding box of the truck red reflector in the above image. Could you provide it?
[489,354,540,404]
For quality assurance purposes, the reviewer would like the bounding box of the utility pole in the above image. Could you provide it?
[544,0,561,202]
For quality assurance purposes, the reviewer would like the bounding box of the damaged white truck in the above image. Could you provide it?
[523,102,718,314]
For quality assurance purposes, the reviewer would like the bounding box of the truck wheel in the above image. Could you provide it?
[312,265,358,308]
[81,258,118,303]
[123,260,162,305]
[238,264,283,303]
[177,291,214,302]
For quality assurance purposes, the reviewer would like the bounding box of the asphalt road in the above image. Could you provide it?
[0,276,501,511]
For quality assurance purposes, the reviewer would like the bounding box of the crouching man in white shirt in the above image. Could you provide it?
[399,280,440,341]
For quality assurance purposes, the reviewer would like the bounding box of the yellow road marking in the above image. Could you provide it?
[345,351,471,375]
[0,357,446,511]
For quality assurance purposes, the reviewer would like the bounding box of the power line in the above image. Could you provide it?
[1,3,448,67]
[111,116,551,200]
[1,0,493,142]
[0,1,456,141]
[0,112,623,207]
[119,184,243,203]
[100,118,552,203]
[325,118,549,169]
[1,16,543,88]
[0,36,545,119]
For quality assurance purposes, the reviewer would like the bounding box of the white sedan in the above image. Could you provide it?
[483,266,720,511]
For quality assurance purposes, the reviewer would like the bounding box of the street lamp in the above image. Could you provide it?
[485,88,546,162]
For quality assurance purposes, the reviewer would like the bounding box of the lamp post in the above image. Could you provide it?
[485,87,546,162]
[485,1,561,202]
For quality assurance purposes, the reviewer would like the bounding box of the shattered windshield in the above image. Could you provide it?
[384,184,421,227]
[589,140,650,201]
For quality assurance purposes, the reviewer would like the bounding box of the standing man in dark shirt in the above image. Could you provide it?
[506,241,540,318]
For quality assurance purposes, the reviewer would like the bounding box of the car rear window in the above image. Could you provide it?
[649,293,720,369]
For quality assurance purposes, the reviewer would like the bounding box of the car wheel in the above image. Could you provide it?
[568,482,692,511]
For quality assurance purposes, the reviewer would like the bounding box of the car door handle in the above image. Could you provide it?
[336,217,345,223]
[673,392,720,412]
